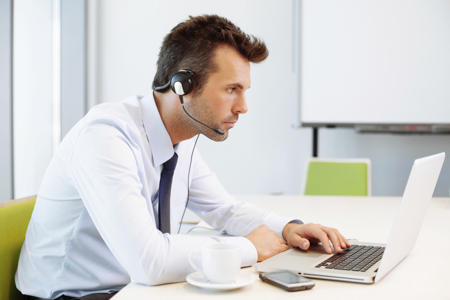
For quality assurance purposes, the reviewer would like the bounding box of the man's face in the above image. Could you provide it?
[184,45,251,141]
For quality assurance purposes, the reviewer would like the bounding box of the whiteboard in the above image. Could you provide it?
[300,0,450,126]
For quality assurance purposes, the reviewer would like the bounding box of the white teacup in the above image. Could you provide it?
[189,242,241,283]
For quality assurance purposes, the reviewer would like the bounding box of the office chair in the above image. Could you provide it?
[0,195,36,300]
[304,158,371,196]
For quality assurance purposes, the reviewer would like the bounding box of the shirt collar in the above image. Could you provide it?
[139,93,177,167]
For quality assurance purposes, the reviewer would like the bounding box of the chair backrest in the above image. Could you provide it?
[0,196,36,300]
[304,158,371,196]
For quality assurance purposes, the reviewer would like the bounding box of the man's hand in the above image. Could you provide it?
[282,223,351,254]
[245,224,288,262]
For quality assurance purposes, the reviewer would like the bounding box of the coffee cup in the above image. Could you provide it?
[189,242,241,283]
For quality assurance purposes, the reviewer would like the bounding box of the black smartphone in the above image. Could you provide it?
[259,271,315,292]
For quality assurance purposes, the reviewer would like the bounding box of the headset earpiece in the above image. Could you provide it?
[170,69,194,96]
[154,69,195,96]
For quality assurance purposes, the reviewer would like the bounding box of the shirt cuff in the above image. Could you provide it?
[263,213,292,237]
[219,236,257,267]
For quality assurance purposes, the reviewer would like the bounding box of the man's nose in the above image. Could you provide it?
[232,95,248,115]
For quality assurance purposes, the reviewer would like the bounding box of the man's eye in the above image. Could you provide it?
[227,87,235,93]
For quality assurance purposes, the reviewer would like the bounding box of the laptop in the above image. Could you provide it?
[256,153,445,284]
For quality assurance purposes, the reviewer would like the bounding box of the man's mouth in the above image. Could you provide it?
[223,121,236,128]
[222,116,238,129]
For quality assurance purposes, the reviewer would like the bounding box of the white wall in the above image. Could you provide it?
[90,0,450,196]
[13,0,54,198]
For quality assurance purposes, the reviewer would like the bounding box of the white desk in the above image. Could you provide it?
[112,195,450,299]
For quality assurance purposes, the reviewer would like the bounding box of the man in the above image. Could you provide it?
[16,15,349,299]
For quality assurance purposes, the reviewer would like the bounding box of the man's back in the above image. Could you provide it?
[16,97,145,298]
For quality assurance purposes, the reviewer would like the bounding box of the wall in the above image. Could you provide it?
[0,0,13,200]
[90,0,450,196]
[13,0,54,198]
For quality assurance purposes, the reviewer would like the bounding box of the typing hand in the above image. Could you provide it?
[245,224,289,262]
[282,223,351,254]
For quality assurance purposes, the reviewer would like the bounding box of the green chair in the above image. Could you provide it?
[304,159,371,196]
[0,196,36,300]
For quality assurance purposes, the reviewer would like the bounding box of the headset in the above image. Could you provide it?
[154,69,195,97]
[154,69,225,135]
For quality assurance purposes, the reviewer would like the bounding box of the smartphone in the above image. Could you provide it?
[259,271,315,292]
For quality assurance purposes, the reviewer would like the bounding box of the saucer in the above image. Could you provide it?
[186,272,257,290]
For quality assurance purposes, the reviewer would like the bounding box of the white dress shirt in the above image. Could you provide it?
[15,94,291,299]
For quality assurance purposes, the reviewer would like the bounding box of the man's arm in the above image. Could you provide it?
[186,151,296,261]
[186,151,292,235]
[187,151,351,260]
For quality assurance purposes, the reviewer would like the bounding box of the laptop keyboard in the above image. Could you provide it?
[315,245,385,272]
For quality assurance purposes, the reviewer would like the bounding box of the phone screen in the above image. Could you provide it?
[265,271,311,284]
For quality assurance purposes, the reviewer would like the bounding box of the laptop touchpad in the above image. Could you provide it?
[287,244,328,262]
[256,245,330,273]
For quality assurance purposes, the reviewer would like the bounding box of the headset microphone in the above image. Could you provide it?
[154,69,225,135]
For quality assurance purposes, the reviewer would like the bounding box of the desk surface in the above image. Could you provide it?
[112,195,450,300]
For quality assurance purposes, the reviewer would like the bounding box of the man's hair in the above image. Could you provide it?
[152,15,268,94]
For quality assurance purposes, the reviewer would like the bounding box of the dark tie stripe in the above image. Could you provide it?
[158,153,178,233]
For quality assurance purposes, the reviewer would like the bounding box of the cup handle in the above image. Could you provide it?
[188,249,202,273]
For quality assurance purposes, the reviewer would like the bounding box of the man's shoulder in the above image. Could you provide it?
[79,96,143,132]
[62,96,144,147]
[87,96,141,122]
